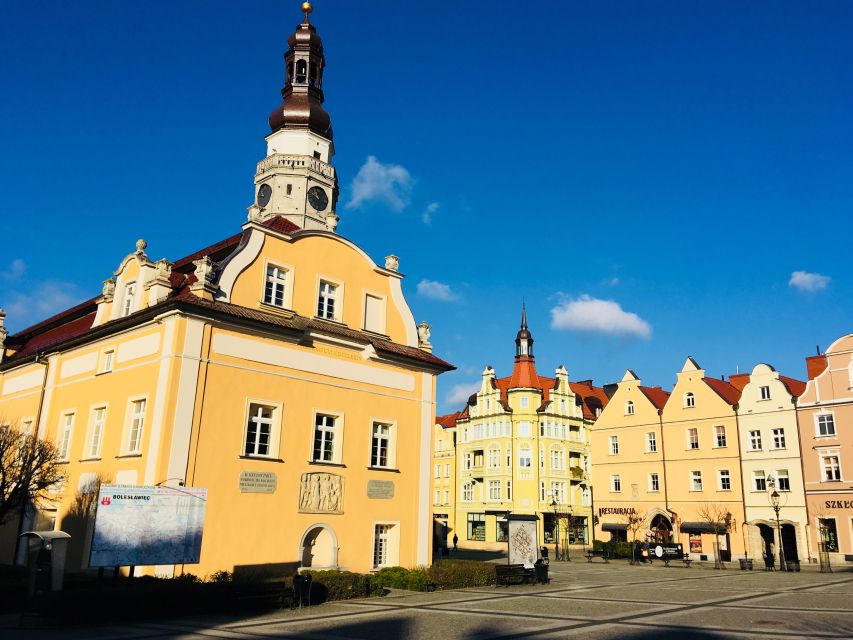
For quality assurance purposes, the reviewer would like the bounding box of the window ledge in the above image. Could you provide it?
[115,453,143,459]
[313,316,347,328]
[95,370,112,377]
[79,457,102,463]
[239,455,284,463]
[309,460,346,468]
[258,301,295,317]
[368,466,400,473]
[815,434,838,440]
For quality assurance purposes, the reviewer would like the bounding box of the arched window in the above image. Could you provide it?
[295,59,307,84]
[684,392,695,408]
[518,444,531,468]
[625,400,635,415]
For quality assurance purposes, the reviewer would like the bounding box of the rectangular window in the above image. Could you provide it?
[100,350,114,374]
[313,413,337,462]
[646,432,657,453]
[754,470,767,491]
[489,480,501,501]
[609,435,619,455]
[649,473,660,492]
[777,469,790,492]
[687,428,699,450]
[467,513,485,541]
[496,515,508,542]
[817,414,836,437]
[719,469,731,491]
[685,393,695,408]
[373,524,392,568]
[611,474,621,492]
[434,464,440,478]
[57,413,75,461]
[245,403,274,457]
[715,425,727,448]
[822,455,841,481]
[625,401,635,415]
[370,422,392,468]
[539,481,546,501]
[462,483,473,502]
[520,397,529,408]
[122,282,136,317]
[317,281,338,320]
[772,428,786,449]
[434,490,440,505]
[691,470,703,491]
[263,265,288,307]
[444,463,450,478]
[488,448,501,468]
[760,385,771,400]
[506,480,512,500]
[749,430,762,451]
[550,448,565,470]
[127,400,146,454]
[87,407,107,459]
[363,294,386,334]
[443,490,449,504]
[551,481,566,504]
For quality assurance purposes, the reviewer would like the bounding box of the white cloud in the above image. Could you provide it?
[550,294,652,339]
[345,155,412,211]
[789,270,830,292]
[604,276,620,286]
[1,258,26,281]
[417,279,458,301]
[445,381,480,406]
[4,281,81,329]
[422,202,439,224]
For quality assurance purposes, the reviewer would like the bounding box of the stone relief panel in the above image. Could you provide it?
[299,472,344,514]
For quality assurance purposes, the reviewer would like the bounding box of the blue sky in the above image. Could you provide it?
[1,1,851,413]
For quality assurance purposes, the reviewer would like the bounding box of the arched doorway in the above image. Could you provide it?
[781,524,799,562]
[649,514,673,543]
[299,524,338,569]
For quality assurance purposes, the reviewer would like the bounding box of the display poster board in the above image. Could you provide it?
[651,542,684,559]
[689,534,702,553]
[507,516,539,568]
[90,484,207,567]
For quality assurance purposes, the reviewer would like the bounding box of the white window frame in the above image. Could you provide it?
[518,444,532,468]
[610,474,622,492]
[57,412,75,462]
[749,430,762,451]
[98,349,115,374]
[719,469,731,492]
[371,521,399,569]
[369,419,396,469]
[684,392,695,408]
[646,431,657,453]
[609,435,619,455]
[124,397,147,455]
[261,260,294,310]
[121,281,137,317]
[550,446,565,471]
[687,427,699,450]
[815,413,836,438]
[649,473,660,493]
[776,469,790,492]
[488,446,501,469]
[85,404,108,460]
[488,480,501,501]
[772,427,786,450]
[691,470,703,492]
[821,451,841,482]
[753,470,767,492]
[520,396,529,409]
[243,399,283,458]
[625,400,634,416]
[316,275,344,322]
[361,290,387,335]
[759,385,771,400]
[444,463,450,478]
[714,425,727,448]
[462,482,473,502]
[311,409,344,464]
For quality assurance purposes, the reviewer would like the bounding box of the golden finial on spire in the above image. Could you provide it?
[302,2,313,21]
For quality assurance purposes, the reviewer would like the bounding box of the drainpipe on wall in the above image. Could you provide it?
[733,403,749,560]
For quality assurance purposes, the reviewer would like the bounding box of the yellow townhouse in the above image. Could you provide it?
[0,4,453,576]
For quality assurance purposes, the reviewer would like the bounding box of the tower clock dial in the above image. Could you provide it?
[257,183,272,207]
[307,186,329,212]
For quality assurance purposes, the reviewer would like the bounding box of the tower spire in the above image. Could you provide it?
[515,303,533,359]
[510,304,538,388]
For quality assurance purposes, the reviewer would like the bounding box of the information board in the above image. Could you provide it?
[507,518,539,568]
[89,484,207,567]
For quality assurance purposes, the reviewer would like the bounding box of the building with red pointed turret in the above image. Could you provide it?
[431,309,608,554]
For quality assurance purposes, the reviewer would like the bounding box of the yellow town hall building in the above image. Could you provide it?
[432,311,608,554]
[0,6,452,576]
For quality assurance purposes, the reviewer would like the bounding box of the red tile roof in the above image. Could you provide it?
[779,375,806,398]
[436,412,461,428]
[509,356,539,389]
[727,373,750,392]
[702,377,742,406]
[569,380,610,420]
[638,385,670,410]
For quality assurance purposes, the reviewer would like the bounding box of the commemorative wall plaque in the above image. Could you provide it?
[367,480,395,499]
[239,471,277,494]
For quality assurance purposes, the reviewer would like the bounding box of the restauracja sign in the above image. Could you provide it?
[598,507,637,516]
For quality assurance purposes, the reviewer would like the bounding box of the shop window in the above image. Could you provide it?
[467,513,485,541]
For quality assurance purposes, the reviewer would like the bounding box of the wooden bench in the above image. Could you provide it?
[495,564,535,587]
[662,553,692,568]
[584,550,610,563]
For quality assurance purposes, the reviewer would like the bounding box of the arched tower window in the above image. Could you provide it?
[296,59,308,84]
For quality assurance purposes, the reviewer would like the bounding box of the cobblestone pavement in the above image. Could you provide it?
[4,561,852,639]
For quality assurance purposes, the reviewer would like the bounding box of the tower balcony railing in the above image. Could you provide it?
[256,153,336,179]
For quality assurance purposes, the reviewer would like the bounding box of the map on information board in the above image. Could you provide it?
[89,484,207,567]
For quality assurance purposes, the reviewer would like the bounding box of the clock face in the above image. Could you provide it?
[307,186,329,212]
[257,183,272,208]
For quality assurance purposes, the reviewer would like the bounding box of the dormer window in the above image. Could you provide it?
[264,265,288,308]
[122,282,136,317]
[684,392,695,408]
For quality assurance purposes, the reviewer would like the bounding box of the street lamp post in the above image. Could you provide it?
[550,496,559,562]
[767,476,787,572]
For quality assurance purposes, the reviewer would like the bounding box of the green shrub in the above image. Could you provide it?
[207,570,233,584]
[372,566,433,592]
[303,570,378,601]
[427,560,495,589]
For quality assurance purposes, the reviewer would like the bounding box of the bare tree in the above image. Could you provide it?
[696,503,730,569]
[624,510,646,565]
[0,421,66,526]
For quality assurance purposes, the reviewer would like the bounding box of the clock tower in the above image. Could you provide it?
[250,2,339,231]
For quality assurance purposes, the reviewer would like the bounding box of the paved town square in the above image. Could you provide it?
[4,562,852,640]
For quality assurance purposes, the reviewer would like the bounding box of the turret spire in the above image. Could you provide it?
[510,305,538,388]
[515,303,534,358]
